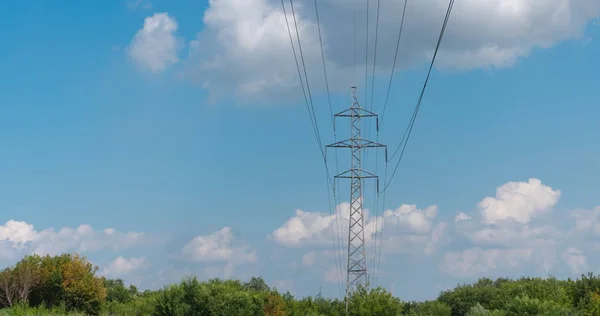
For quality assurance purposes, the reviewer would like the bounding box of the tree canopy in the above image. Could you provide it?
[1,253,600,315]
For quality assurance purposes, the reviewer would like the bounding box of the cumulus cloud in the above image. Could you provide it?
[324,265,341,284]
[271,201,446,256]
[454,212,471,223]
[478,178,561,225]
[128,13,180,72]
[103,256,147,276]
[0,220,151,262]
[127,0,152,10]
[272,178,600,283]
[444,179,563,278]
[441,178,600,278]
[570,206,600,235]
[202,263,237,279]
[441,247,533,277]
[181,227,257,264]
[562,247,587,274]
[302,251,317,266]
[181,0,600,101]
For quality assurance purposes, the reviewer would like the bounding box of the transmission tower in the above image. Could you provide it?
[326,87,387,302]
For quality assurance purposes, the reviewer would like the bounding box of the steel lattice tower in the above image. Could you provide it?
[327,87,387,301]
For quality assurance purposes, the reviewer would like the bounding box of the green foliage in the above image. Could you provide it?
[346,285,403,316]
[0,301,84,316]
[570,273,600,310]
[244,277,270,292]
[263,291,286,316]
[503,295,577,316]
[466,303,506,316]
[1,254,106,315]
[6,252,600,315]
[439,276,577,316]
[104,278,138,304]
[581,291,600,315]
[407,300,451,316]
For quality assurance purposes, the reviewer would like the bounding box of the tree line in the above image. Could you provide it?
[1,253,600,315]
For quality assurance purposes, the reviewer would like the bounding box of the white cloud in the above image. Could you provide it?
[0,220,151,261]
[0,220,37,244]
[128,13,180,73]
[273,279,295,293]
[384,204,438,234]
[103,256,147,276]
[465,224,558,248]
[324,265,341,284]
[127,0,152,10]
[441,179,600,278]
[424,222,449,255]
[441,247,533,277]
[302,251,317,266]
[478,178,561,225]
[183,0,600,101]
[454,212,471,223]
[202,263,237,279]
[570,206,600,235]
[272,202,446,260]
[181,227,257,264]
[272,178,600,283]
[562,247,587,274]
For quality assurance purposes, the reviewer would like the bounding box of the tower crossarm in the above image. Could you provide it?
[333,107,378,118]
[333,169,378,179]
[326,138,386,149]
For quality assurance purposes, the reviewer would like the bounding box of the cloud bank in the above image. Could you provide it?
[128,0,600,101]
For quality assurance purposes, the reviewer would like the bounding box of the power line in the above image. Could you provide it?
[364,0,370,108]
[365,0,387,284]
[363,0,382,160]
[280,0,318,147]
[313,0,346,297]
[374,160,388,287]
[365,0,383,284]
[383,0,455,193]
[368,0,382,112]
[281,0,345,297]
[354,0,358,85]
[379,0,408,128]
[289,0,322,150]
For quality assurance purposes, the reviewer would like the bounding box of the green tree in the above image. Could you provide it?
[244,277,270,292]
[581,291,600,316]
[0,256,42,308]
[26,254,106,315]
[104,278,135,303]
[504,295,577,316]
[466,303,506,316]
[408,300,452,316]
[346,286,403,316]
[263,291,287,316]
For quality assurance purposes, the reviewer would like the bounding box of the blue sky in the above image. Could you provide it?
[1,0,600,301]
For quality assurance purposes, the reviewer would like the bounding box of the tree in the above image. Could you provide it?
[346,286,403,316]
[0,257,41,308]
[11,257,41,304]
[581,291,600,315]
[105,278,135,303]
[263,292,287,316]
[466,303,506,316]
[244,277,270,292]
[26,253,106,315]
[408,300,452,316]
[504,295,576,316]
[60,254,107,314]
[0,268,16,308]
